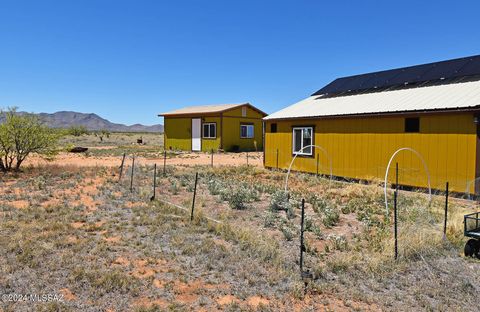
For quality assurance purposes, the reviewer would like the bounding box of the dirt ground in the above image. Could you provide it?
[26,150,263,168]
[2,142,480,311]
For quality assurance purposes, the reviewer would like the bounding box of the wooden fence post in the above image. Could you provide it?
[191,172,198,221]
[118,153,126,182]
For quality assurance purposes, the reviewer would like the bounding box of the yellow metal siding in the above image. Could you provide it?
[265,113,477,194]
[223,117,263,151]
[164,117,192,151]
[201,117,222,152]
[223,106,264,119]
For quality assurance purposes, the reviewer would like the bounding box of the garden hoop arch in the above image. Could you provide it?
[284,144,333,192]
[384,147,432,216]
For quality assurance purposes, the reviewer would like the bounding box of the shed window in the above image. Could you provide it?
[203,123,216,138]
[270,123,277,133]
[242,106,247,117]
[292,127,313,155]
[240,124,254,138]
[405,118,420,133]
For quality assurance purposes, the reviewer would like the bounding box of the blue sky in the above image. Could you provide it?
[0,0,479,125]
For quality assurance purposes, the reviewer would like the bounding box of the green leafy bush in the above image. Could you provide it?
[67,125,89,136]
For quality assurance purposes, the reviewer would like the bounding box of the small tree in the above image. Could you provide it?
[0,108,60,171]
[94,129,110,142]
[68,125,89,136]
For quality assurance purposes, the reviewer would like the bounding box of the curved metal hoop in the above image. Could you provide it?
[284,144,333,192]
[383,147,432,216]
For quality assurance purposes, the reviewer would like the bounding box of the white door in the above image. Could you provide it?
[191,118,201,151]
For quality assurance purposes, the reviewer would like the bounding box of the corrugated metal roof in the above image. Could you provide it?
[159,103,247,116]
[264,80,480,120]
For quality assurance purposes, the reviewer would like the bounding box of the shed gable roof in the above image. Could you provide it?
[159,103,266,117]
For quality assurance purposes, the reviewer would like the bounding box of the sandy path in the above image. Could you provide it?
[26,151,264,168]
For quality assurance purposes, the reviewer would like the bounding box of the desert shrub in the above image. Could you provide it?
[93,129,111,142]
[304,215,314,231]
[0,107,60,171]
[226,186,251,210]
[169,179,179,195]
[239,182,260,202]
[322,206,340,228]
[343,197,363,214]
[67,125,89,136]
[308,194,340,227]
[269,190,291,212]
[206,178,224,195]
[328,234,348,251]
[254,183,277,195]
[263,211,278,228]
[281,224,295,241]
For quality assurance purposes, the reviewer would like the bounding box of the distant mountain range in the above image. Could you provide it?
[6,111,164,133]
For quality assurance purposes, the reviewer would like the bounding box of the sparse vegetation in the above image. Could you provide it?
[1,147,478,311]
[93,129,111,142]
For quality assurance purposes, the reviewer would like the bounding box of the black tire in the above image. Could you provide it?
[465,239,479,257]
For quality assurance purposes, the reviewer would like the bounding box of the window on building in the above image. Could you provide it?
[240,124,254,138]
[203,123,216,138]
[405,117,420,133]
[292,127,313,155]
[242,106,247,117]
[270,123,277,133]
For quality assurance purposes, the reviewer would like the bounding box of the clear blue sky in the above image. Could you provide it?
[0,0,479,126]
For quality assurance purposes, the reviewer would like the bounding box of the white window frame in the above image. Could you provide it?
[292,127,313,156]
[202,123,216,139]
[240,124,254,139]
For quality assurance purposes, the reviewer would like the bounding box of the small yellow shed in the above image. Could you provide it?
[159,103,266,152]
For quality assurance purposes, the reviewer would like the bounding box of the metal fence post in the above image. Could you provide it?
[211,149,214,167]
[246,151,249,166]
[163,150,167,175]
[443,181,449,238]
[300,198,305,272]
[276,149,279,170]
[118,153,126,182]
[191,172,198,221]
[316,153,319,176]
[394,162,398,260]
[130,156,135,192]
[150,164,157,201]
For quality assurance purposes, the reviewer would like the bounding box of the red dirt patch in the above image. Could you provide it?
[133,297,168,309]
[10,200,29,209]
[104,236,121,243]
[70,222,85,229]
[246,296,269,308]
[216,295,239,305]
[59,288,77,301]
[153,279,165,288]
[112,257,131,267]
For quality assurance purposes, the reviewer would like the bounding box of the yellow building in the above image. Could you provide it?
[159,103,266,152]
[264,55,480,195]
